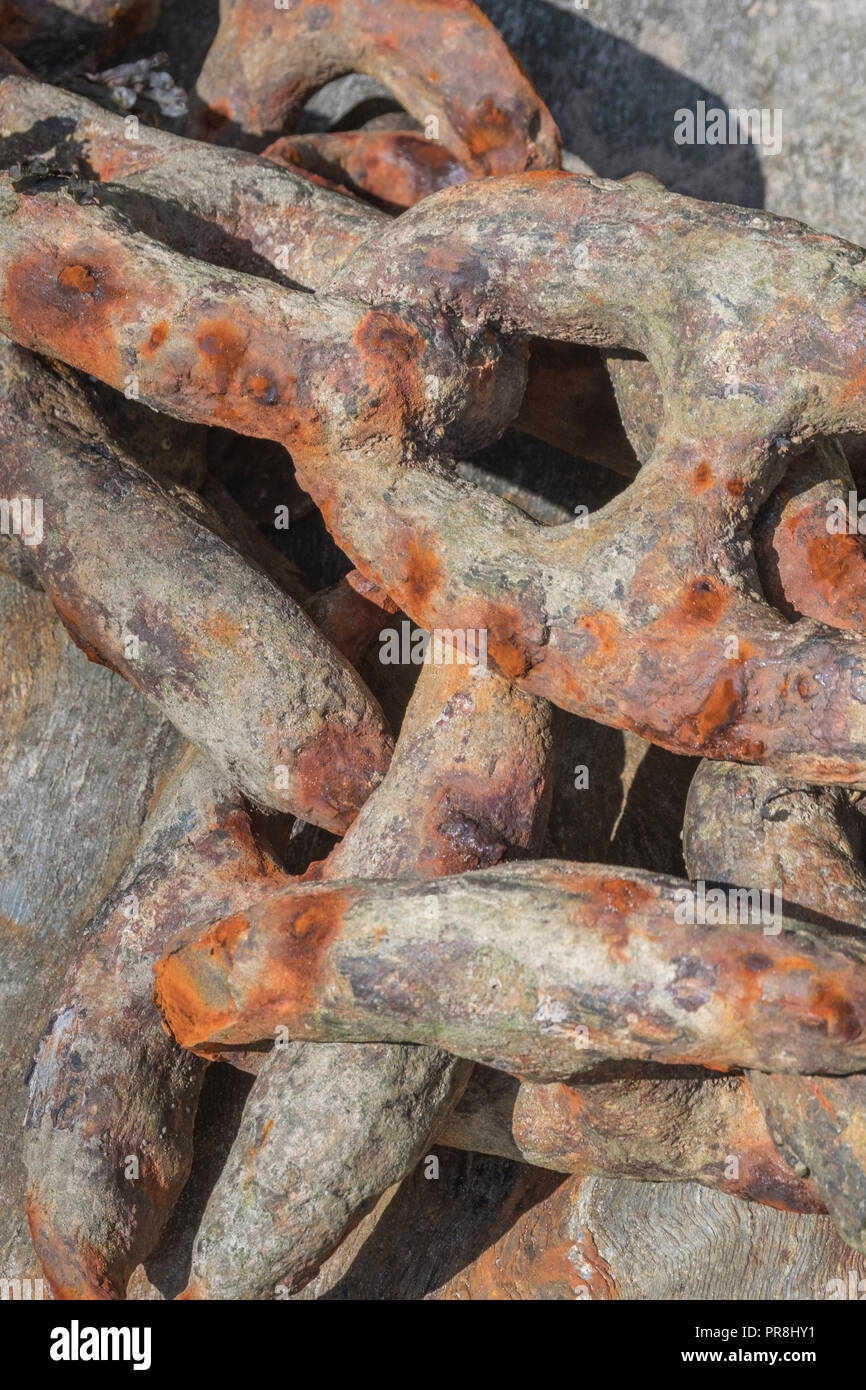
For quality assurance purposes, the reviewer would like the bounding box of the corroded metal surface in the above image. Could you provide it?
[439,1065,824,1213]
[3,172,866,777]
[4,0,866,1303]
[0,340,393,831]
[154,860,866,1078]
[24,749,281,1300]
[263,129,473,213]
[180,660,553,1299]
[194,0,561,167]
[684,760,866,1252]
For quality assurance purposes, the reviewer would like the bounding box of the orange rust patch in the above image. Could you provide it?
[776,954,819,975]
[47,590,126,679]
[578,874,652,961]
[449,1188,618,1300]
[26,1190,117,1300]
[292,718,393,834]
[84,135,160,182]
[403,533,443,612]
[800,981,862,1041]
[464,99,512,159]
[424,243,475,275]
[677,577,726,626]
[514,169,571,186]
[58,264,96,293]
[549,1082,584,1120]
[143,320,168,355]
[580,612,618,656]
[256,888,348,1018]
[805,531,866,591]
[6,250,124,384]
[590,875,653,917]
[352,309,426,437]
[803,1080,835,1116]
[837,356,866,406]
[484,626,533,679]
[154,938,244,1047]
[692,461,713,491]
[201,609,243,646]
[687,668,745,744]
[353,309,426,369]
[198,913,248,968]
[725,477,745,500]
[246,371,277,401]
[195,317,249,390]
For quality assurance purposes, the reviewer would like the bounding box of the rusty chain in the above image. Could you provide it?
[2,0,866,1301]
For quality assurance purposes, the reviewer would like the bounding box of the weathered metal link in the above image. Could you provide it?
[0,74,608,463]
[262,128,474,213]
[194,0,562,171]
[154,860,866,1079]
[6,0,866,1298]
[438,1065,824,1214]
[19,545,405,1301]
[684,760,866,1252]
[179,660,553,1300]
[0,339,394,831]
[4,173,866,779]
[23,748,280,1301]
[0,74,388,290]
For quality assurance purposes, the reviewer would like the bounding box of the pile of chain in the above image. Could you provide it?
[2,0,866,1300]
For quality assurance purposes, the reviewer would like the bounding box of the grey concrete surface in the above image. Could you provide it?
[477,0,865,243]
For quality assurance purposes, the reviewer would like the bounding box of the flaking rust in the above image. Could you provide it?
[685,760,866,1252]
[180,659,554,1299]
